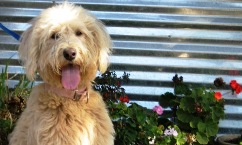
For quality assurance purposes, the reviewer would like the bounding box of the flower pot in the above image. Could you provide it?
[217,134,241,145]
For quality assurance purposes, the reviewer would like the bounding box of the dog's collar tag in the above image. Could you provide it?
[73,89,89,103]
[73,90,82,101]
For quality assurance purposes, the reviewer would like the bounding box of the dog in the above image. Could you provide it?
[9,2,114,145]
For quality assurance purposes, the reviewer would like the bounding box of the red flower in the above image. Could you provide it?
[214,92,222,101]
[235,85,242,94]
[119,96,129,103]
[230,80,242,94]
[117,81,121,87]
[230,80,239,90]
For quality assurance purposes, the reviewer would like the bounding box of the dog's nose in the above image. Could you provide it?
[63,48,76,61]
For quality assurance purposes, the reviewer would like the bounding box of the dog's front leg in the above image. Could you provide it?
[8,110,33,145]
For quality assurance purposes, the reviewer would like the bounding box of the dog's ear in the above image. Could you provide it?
[18,24,38,81]
[91,20,112,74]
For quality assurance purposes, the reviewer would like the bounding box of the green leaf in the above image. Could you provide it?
[174,84,191,95]
[190,117,201,128]
[198,121,219,136]
[136,111,146,124]
[176,109,194,123]
[179,97,195,113]
[212,106,225,121]
[176,134,187,145]
[197,122,206,132]
[159,92,177,108]
[196,132,209,144]
[206,121,218,136]
[127,119,136,128]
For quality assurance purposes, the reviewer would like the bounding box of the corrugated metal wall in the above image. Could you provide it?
[0,0,242,135]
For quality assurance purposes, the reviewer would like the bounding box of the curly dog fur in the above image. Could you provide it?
[9,3,114,145]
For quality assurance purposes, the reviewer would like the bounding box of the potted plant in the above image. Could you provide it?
[158,75,227,144]
[216,80,242,145]
[94,71,230,145]
[94,70,162,145]
[94,71,192,145]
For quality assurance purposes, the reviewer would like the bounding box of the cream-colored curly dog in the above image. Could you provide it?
[9,3,114,145]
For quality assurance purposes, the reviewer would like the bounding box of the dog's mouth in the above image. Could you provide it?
[61,64,80,90]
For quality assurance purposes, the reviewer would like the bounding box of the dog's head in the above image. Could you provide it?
[19,3,111,89]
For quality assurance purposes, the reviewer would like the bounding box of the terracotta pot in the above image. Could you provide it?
[217,134,241,145]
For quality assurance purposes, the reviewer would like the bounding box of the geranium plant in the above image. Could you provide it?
[94,71,193,145]
[94,71,233,145]
[93,70,130,102]
[94,70,164,145]
[158,74,241,145]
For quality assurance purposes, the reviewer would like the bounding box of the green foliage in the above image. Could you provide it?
[95,71,165,145]
[159,92,177,108]
[156,125,186,145]
[177,86,224,144]
[96,72,225,145]
[108,101,162,145]
[0,63,9,109]
[94,70,129,102]
[158,74,225,145]
[0,64,32,144]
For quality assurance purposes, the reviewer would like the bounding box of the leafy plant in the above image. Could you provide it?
[0,64,32,144]
[108,101,162,145]
[94,70,129,102]
[0,63,9,109]
[94,71,166,145]
[159,74,227,144]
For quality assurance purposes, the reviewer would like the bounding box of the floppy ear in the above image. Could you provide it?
[18,24,38,81]
[91,20,112,73]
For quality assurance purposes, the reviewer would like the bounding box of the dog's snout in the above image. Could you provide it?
[63,48,76,61]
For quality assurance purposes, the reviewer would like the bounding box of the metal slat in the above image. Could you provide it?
[2,22,242,42]
[115,71,242,84]
[0,35,19,44]
[2,7,242,27]
[3,0,242,9]
[95,11,242,27]
[111,56,242,70]
[0,50,19,59]
[1,39,242,57]
[113,40,242,55]
[0,7,41,17]
[108,27,242,41]
[0,65,24,74]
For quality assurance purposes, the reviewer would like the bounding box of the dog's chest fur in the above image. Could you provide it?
[18,85,110,145]
[37,99,95,144]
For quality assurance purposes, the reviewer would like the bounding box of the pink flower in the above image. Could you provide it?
[152,105,163,115]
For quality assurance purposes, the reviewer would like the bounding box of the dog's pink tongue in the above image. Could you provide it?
[61,65,80,90]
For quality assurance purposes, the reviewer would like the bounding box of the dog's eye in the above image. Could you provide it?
[51,33,60,40]
[75,31,82,36]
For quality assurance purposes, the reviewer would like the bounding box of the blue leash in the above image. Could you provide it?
[0,23,20,41]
